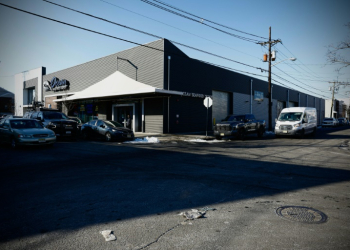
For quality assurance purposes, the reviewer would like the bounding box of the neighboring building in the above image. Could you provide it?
[325,99,344,118]
[14,39,326,133]
[0,87,14,115]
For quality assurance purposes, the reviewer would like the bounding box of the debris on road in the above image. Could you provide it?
[100,230,117,241]
[178,209,206,220]
[339,140,349,150]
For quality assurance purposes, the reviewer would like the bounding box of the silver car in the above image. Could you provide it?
[0,118,56,148]
[322,118,338,127]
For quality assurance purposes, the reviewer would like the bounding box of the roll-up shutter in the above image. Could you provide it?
[144,98,163,133]
[212,90,229,125]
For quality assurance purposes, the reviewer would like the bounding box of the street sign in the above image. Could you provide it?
[203,96,212,108]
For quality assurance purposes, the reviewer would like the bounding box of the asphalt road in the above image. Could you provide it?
[1,127,350,250]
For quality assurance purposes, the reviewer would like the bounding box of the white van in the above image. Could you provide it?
[275,107,317,138]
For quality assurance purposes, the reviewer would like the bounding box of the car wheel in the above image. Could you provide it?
[257,128,264,138]
[215,135,222,140]
[11,138,17,149]
[299,129,305,139]
[105,132,112,142]
[237,129,245,140]
[82,131,88,140]
[311,128,316,137]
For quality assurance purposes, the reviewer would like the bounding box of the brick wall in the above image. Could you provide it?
[45,96,58,109]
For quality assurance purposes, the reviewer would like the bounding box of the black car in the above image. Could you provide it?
[23,109,78,139]
[68,116,83,131]
[81,119,134,142]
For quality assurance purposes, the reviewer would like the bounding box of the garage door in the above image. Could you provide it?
[212,90,229,125]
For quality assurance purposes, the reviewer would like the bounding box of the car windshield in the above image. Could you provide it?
[10,120,43,129]
[278,112,303,121]
[223,115,246,122]
[43,112,68,119]
[105,120,123,128]
[324,118,333,121]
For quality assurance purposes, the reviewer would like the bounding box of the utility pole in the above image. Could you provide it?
[258,27,281,131]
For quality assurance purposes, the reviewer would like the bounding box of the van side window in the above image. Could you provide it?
[38,112,44,120]
[31,112,38,119]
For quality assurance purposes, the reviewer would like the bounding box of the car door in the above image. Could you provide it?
[1,119,12,143]
[0,119,7,142]
[96,120,107,139]
[87,120,97,138]
[248,115,257,132]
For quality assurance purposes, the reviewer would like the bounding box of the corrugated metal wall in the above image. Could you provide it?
[144,98,164,133]
[168,96,210,133]
[212,90,230,124]
[43,39,164,95]
[233,92,250,115]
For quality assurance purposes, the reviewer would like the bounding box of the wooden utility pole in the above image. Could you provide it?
[268,27,272,131]
[258,27,281,131]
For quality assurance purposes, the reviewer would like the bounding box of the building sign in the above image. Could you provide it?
[44,77,70,92]
[254,91,264,101]
[182,92,211,98]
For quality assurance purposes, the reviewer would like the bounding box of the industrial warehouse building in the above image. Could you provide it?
[14,39,325,134]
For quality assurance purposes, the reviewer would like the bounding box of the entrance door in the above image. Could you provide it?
[114,106,133,130]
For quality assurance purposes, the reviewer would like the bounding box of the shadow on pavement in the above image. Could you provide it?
[1,133,350,243]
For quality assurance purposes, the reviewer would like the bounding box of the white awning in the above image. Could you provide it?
[54,71,183,102]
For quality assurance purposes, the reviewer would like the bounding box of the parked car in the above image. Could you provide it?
[24,109,78,139]
[0,115,22,122]
[68,116,83,130]
[322,118,338,127]
[0,118,56,148]
[275,107,317,138]
[81,119,134,142]
[338,118,349,126]
[214,114,265,140]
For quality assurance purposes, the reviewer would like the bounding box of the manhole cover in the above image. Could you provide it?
[276,206,327,224]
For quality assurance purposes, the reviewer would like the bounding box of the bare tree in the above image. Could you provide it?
[60,92,75,115]
[327,22,350,71]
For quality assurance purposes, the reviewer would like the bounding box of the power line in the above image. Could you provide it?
[0,2,330,100]
[43,0,261,70]
[145,0,268,40]
[100,0,262,60]
[139,0,261,43]
[274,66,330,94]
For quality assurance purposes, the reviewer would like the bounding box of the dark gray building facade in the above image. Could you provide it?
[17,39,325,134]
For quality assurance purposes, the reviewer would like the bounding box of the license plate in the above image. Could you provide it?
[38,138,45,143]
[127,134,131,138]
[220,133,224,136]
[66,131,71,134]
[283,130,288,134]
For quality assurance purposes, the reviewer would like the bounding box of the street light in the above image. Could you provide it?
[271,57,296,67]
[268,57,297,131]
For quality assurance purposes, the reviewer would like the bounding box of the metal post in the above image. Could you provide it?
[206,98,209,137]
[250,79,253,113]
[330,82,335,117]
[168,56,171,134]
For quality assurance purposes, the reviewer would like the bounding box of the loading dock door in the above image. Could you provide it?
[212,90,229,125]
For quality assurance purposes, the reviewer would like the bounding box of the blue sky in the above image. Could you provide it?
[0,0,349,105]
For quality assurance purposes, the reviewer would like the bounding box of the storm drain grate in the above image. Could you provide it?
[276,206,327,224]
